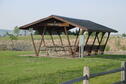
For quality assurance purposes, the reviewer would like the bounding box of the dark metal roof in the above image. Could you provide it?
[20,15,118,32]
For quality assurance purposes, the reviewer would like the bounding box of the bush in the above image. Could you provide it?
[122,33,126,37]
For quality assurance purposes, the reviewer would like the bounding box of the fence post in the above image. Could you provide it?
[121,61,126,83]
[83,66,90,84]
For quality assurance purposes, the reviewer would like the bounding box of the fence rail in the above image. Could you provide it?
[61,61,126,84]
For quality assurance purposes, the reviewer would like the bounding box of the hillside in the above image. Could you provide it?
[0,29,12,36]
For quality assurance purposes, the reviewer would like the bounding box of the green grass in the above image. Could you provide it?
[0,51,126,84]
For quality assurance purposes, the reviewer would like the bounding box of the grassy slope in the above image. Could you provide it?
[0,51,125,84]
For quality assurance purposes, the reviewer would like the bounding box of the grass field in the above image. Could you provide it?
[0,51,126,84]
[0,35,126,51]
[0,35,76,40]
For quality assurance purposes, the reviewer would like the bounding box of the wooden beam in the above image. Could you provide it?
[48,31,57,53]
[41,31,46,47]
[37,35,43,56]
[74,29,80,46]
[94,32,105,54]
[101,32,110,54]
[84,32,92,48]
[57,32,65,52]
[97,32,105,54]
[73,29,80,55]
[31,33,38,56]
[41,27,49,56]
[64,27,74,57]
[47,23,69,27]
[84,32,92,55]
[90,32,99,55]
[96,35,100,44]
[37,27,46,56]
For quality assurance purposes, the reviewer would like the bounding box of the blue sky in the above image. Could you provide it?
[0,0,126,34]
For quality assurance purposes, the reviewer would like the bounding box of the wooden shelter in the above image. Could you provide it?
[19,15,117,57]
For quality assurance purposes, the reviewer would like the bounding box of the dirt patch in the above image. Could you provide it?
[19,54,76,59]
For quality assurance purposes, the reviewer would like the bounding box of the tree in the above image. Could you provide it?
[13,26,20,36]
[34,30,39,35]
[6,32,18,49]
[122,33,126,37]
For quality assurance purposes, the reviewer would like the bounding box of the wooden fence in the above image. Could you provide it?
[61,61,126,84]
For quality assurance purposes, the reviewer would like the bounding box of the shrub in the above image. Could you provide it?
[122,33,126,37]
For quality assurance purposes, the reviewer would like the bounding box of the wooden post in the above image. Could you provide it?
[96,35,100,44]
[84,32,92,47]
[73,29,82,52]
[40,27,49,56]
[95,32,105,54]
[31,33,38,56]
[57,32,65,52]
[121,61,126,83]
[64,27,74,57]
[97,32,105,54]
[48,31,57,52]
[101,32,110,54]
[37,28,46,56]
[37,35,43,56]
[90,32,99,55]
[84,32,92,55]
[49,31,55,46]
[83,66,90,84]
[74,29,80,46]
[73,29,80,56]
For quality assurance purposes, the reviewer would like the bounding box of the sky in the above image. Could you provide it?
[0,0,126,34]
